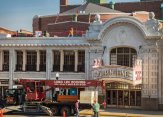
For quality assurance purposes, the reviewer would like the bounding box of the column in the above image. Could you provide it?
[60,50,64,72]
[51,50,54,70]
[36,50,40,71]
[22,50,26,71]
[46,48,52,99]
[85,49,89,80]
[75,50,78,72]
[9,49,15,89]
[46,48,52,80]
[0,50,3,71]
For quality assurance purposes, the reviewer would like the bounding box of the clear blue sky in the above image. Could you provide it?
[0,0,139,32]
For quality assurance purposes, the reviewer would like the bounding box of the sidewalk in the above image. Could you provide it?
[79,108,163,117]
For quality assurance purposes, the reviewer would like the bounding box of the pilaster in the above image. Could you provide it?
[9,49,15,89]
[46,48,52,80]
[75,50,78,72]
[36,50,40,71]
[0,50,3,71]
[60,50,64,72]
[22,50,26,71]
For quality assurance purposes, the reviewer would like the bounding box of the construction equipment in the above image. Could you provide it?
[5,88,25,105]
[18,79,105,116]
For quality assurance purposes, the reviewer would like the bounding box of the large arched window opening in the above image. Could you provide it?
[110,47,137,67]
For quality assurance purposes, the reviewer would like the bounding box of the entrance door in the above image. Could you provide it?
[118,90,123,105]
[107,90,111,105]
[106,83,141,108]
[124,91,129,106]
[112,90,117,105]
[130,91,136,106]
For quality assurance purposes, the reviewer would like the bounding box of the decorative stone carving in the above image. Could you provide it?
[85,14,103,39]
[94,14,102,24]
[145,12,162,35]
[116,28,127,43]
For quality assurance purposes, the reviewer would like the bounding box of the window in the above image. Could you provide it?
[78,50,85,72]
[110,47,137,67]
[40,50,46,71]
[16,51,23,71]
[53,51,60,65]
[26,51,37,71]
[64,51,75,71]
[53,50,60,71]
[3,51,9,71]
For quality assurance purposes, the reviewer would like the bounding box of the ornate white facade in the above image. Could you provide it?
[0,12,163,110]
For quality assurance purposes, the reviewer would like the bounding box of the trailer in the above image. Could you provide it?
[18,79,105,116]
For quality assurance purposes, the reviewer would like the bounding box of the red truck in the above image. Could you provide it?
[19,79,105,116]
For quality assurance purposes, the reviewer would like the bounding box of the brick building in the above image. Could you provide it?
[33,0,154,37]
[1,0,163,111]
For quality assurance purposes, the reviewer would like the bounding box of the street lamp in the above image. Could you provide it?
[56,72,59,80]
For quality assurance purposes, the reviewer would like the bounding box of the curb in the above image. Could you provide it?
[79,109,141,117]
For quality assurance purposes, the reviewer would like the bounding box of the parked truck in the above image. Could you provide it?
[18,79,105,116]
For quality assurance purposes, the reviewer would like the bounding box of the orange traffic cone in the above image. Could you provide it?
[0,109,4,117]
[63,110,66,117]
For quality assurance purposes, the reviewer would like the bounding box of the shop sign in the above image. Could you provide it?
[133,59,142,85]
[92,65,133,80]
[45,80,102,88]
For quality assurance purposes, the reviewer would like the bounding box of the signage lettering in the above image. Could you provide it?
[93,67,132,79]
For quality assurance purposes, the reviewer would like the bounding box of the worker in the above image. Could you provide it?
[75,100,79,117]
[26,86,32,92]
[92,100,100,117]
[101,99,106,109]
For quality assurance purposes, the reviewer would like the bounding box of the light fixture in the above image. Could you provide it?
[56,72,59,80]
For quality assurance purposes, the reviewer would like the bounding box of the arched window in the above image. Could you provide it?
[110,47,137,67]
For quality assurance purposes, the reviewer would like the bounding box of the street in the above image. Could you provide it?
[3,108,163,117]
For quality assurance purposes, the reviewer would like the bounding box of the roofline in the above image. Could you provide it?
[48,21,90,25]
[0,27,16,32]
[36,12,130,19]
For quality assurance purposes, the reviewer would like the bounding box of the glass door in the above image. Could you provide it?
[118,90,123,105]
[107,90,111,105]
[112,90,117,105]
[130,91,136,106]
[124,91,129,106]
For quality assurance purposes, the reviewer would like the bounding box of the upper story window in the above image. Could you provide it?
[64,51,75,65]
[26,51,37,71]
[40,50,46,72]
[40,51,46,65]
[3,51,9,71]
[78,50,85,72]
[16,51,23,71]
[78,50,85,65]
[53,50,60,72]
[53,50,60,65]
[64,50,75,72]
[110,47,137,67]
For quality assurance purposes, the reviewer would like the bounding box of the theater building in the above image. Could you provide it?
[0,1,163,110]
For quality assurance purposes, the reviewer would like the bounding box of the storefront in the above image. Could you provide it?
[106,82,141,108]
[0,80,9,98]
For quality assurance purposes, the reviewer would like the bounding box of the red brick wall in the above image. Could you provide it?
[132,12,149,22]
[60,0,68,6]
[60,1,162,19]
[33,13,149,36]
[115,1,162,19]
[60,5,79,13]
[47,22,89,37]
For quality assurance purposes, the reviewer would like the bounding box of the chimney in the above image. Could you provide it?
[60,0,68,6]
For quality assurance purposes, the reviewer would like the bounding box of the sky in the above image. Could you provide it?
[0,0,139,32]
